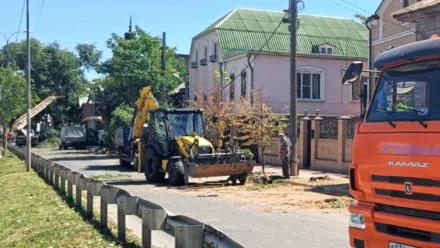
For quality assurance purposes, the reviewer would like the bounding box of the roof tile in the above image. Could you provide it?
[195,8,368,59]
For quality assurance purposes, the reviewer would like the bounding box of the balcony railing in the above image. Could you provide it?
[191,62,198,68]
[200,58,208,66]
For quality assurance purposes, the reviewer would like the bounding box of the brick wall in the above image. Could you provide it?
[259,115,358,174]
[316,139,338,161]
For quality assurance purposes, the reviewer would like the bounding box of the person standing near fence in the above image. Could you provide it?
[278,132,291,179]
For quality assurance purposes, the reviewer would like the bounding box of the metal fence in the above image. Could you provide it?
[8,145,245,248]
[319,117,338,139]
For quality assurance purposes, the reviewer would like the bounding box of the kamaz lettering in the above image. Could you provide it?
[382,144,440,156]
[388,161,428,168]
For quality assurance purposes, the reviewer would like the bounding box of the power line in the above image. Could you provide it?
[340,0,371,14]
[16,0,25,41]
[207,12,288,97]
[330,0,359,14]
[330,0,424,37]
[33,0,46,33]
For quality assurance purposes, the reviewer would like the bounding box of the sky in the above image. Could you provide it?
[0,0,381,79]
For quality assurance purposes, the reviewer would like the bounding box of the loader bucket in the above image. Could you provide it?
[187,154,255,178]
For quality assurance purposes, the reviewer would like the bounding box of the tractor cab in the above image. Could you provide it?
[145,108,208,156]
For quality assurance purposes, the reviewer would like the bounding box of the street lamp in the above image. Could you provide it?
[0,31,28,67]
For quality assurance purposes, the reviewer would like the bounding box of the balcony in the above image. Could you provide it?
[191,62,198,68]
[209,54,218,62]
[200,58,208,66]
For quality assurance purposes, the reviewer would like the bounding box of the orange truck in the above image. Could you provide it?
[343,37,440,248]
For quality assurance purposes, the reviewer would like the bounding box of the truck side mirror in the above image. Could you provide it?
[342,62,363,86]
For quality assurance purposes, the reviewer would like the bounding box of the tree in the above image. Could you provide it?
[0,68,26,154]
[96,26,187,120]
[76,43,102,72]
[193,70,235,149]
[0,39,89,126]
[104,103,134,149]
[234,89,277,173]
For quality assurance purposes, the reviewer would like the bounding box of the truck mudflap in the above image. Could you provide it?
[187,154,255,178]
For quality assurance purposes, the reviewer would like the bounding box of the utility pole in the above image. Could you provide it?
[289,0,299,176]
[161,32,167,107]
[26,0,31,171]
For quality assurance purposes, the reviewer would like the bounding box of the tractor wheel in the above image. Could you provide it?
[238,174,248,185]
[144,149,165,182]
[167,160,185,186]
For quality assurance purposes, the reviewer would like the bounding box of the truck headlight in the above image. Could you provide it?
[349,213,365,229]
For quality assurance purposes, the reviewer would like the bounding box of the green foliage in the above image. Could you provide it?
[105,104,134,149]
[76,43,102,71]
[240,148,254,160]
[97,26,187,115]
[0,68,26,124]
[1,39,91,126]
[45,128,60,139]
[36,138,60,149]
[37,128,61,148]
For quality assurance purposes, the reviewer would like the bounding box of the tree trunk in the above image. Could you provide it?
[2,125,7,156]
[261,146,265,174]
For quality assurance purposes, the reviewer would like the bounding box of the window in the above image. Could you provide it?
[213,42,218,57]
[319,45,334,55]
[195,50,199,65]
[297,70,322,100]
[229,73,235,101]
[367,60,440,123]
[204,46,208,61]
[241,72,247,97]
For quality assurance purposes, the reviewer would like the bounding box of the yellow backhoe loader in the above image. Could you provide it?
[115,86,254,186]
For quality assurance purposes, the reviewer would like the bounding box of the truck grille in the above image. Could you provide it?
[374,204,440,244]
[372,175,440,202]
[375,222,440,243]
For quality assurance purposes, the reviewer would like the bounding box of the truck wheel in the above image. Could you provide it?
[238,174,248,185]
[119,149,130,167]
[144,149,165,182]
[167,160,185,186]
[229,175,238,185]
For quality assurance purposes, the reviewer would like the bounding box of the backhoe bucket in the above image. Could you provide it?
[187,154,255,178]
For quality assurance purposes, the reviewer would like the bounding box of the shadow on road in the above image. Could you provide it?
[308,183,350,197]
[50,155,118,162]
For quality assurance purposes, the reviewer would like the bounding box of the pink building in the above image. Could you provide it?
[189,8,369,116]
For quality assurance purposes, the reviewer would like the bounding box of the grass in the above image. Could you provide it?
[92,173,132,181]
[247,172,287,188]
[0,154,129,248]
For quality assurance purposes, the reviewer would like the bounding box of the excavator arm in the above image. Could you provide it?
[131,86,160,140]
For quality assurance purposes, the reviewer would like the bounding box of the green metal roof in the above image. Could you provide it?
[195,8,368,59]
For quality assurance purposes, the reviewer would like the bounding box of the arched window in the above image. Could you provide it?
[229,73,235,101]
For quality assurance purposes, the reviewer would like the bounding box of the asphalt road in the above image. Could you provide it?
[36,149,350,248]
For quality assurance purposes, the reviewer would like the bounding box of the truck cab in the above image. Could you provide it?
[344,38,440,248]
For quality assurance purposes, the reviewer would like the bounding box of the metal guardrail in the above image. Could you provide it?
[8,145,245,248]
